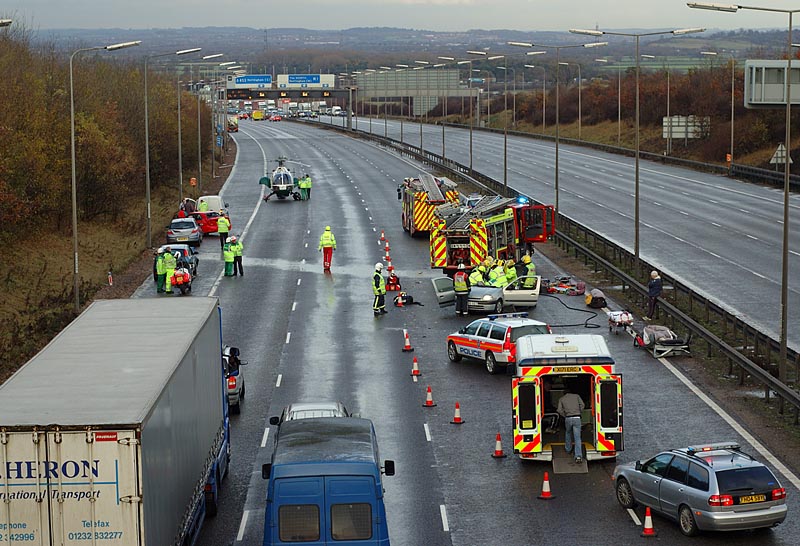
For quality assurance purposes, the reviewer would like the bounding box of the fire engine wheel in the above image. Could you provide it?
[401,213,409,232]
[485,352,499,374]
[447,341,462,362]
[679,505,699,537]
[615,478,637,509]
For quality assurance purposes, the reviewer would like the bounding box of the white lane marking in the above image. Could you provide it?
[653,202,662,207]
[440,505,450,532]
[236,510,249,541]
[424,423,431,442]
[791,250,800,257]
[739,209,750,214]
[260,428,269,448]
[305,242,308,248]
[297,278,302,286]
[373,227,377,232]
[711,222,722,227]
[746,234,758,240]
[276,374,282,387]
[285,332,291,344]
[658,357,800,491]
[679,211,689,216]
[627,508,642,526]
[709,199,719,204]
[307,230,310,234]
[292,302,297,312]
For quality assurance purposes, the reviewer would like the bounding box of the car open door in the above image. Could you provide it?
[513,375,543,456]
[503,275,541,307]
[595,374,624,453]
[431,277,456,307]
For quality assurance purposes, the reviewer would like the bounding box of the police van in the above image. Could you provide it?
[512,334,623,461]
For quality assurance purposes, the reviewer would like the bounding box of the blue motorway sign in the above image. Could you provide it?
[216,136,222,147]
[235,75,273,85]
[288,74,321,84]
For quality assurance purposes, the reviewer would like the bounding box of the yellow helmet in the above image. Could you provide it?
[522,255,531,264]
[478,265,486,273]
[496,259,504,267]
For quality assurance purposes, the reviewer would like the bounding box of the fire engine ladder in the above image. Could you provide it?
[445,196,516,229]
[418,172,446,201]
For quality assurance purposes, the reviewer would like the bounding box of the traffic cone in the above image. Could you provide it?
[396,294,404,308]
[641,507,657,537]
[107,271,114,286]
[450,402,464,424]
[410,356,421,376]
[422,385,437,407]
[380,230,385,241]
[387,257,394,272]
[491,433,507,458]
[384,241,390,253]
[385,247,391,260]
[538,471,555,500]
[402,329,414,352]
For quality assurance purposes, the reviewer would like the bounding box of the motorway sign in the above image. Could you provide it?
[235,75,272,85]
[770,143,793,165]
[288,74,321,84]
[216,136,222,147]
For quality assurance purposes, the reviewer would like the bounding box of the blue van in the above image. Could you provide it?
[261,417,395,545]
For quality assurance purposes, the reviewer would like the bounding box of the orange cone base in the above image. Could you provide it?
[451,418,464,424]
[641,530,658,538]
[537,492,556,500]
[402,346,414,352]
[491,451,507,459]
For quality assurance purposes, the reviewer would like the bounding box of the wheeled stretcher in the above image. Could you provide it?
[633,324,692,358]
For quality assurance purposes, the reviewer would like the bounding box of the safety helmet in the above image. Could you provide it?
[496,259,504,267]
[219,209,225,213]
[458,263,465,270]
[230,236,237,242]
[522,255,531,264]
[226,237,232,243]
[325,225,331,231]
[478,265,486,273]
[375,262,383,271]
[158,248,165,254]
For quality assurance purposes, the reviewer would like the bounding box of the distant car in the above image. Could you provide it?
[223,346,247,414]
[238,112,249,119]
[190,210,231,235]
[613,442,787,536]
[269,114,282,121]
[269,402,351,427]
[153,244,199,280]
[432,274,542,314]
[166,217,202,247]
[446,313,550,374]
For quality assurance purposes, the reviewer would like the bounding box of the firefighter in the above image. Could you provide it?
[217,210,231,251]
[223,237,235,276]
[372,262,387,316]
[521,255,537,288]
[318,226,337,271]
[163,246,177,294]
[453,263,471,316]
[469,264,486,287]
[155,249,167,294]
[504,259,518,286]
[490,260,507,287]
[231,235,244,276]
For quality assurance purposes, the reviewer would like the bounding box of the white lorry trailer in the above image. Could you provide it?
[0,297,230,546]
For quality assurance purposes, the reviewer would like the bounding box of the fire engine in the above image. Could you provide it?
[397,172,459,236]
[429,195,555,274]
[512,334,624,462]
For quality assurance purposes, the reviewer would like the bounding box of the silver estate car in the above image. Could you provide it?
[613,442,787,536]
[166,217,203,247]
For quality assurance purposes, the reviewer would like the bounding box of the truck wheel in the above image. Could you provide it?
[231,401,241,415]
[485,352,499,374]
[615,478,637,509]
[205,488,218,518]
[448,341,462,362]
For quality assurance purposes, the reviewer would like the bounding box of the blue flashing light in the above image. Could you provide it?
[517,196,529,204]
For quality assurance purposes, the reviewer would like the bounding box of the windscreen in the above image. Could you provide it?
[274,172,293,186]
[171,221,194,229]
[715,466,779,494]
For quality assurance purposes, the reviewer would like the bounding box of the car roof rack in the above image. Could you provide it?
[487,312,529,321]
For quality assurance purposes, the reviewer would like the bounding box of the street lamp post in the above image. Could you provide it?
[415,61,430,149]
[596,58,623,145]
[559,61,582,140]
[396,65,409,142]
[457,59,475,169]
[570,27,704,266]
[70,40,140,312]
[688,1,799,396]
[524,64,546,133]
[640,54,671,154]
[380,66,392,138]
[438,57,456,158]
[498,65,518,128]
[510,41,607,217]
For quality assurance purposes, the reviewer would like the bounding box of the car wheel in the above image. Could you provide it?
[240,383,245,399]
[493,299,503,314]
[678,505,699,537]
[448,341,462,362]
[231,400,241,415]
[485,352,499,374]
[615,478,637,509]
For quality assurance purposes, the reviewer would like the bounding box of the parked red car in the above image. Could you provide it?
[189,210,232,235]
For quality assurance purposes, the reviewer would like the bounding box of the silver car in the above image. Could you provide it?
[166,217,203,247]
[269,401,351,426]
[613,442,787,536]
[223,346,247,414]
[432,275,541,314]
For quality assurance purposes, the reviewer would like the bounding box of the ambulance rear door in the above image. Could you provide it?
[513,374,542,456]
[595,373,623,453]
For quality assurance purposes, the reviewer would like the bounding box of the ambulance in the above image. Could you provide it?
[512,334,623,461]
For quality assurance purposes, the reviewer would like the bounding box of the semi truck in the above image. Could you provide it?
[0,297,230,546]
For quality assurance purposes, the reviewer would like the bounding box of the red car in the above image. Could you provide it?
[238,112,249,120]
[189,211,232,235]
[269,114,282,121]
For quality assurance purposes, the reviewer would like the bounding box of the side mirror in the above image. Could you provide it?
[383,460,395,477]
[261,463,272,480]
[224,202,229,208]
[635,460,642,472]
[458,327,466,334]
[239,360,249,366]
[269,416,280,426]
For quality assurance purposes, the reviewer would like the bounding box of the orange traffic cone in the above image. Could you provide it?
[385,247,391,260]
[450,402,464,424]
[402,329,414,352]
[387,257,394,272]
[385,241,390,253]
[491,433,507,459]
[538,471,555,500]
[396,294,404,307]
[380,230,385,241]
[410,356,421,376]
[422,385,437,407]
[641,507,657,537]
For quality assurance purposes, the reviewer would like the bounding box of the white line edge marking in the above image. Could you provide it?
[440,505,450,532]
[424,423,431,442]
[260,428,269,448]
[627,508,642,526]
[236,509,249,541]
[285,332,291,344]
[658,356,800,491]
[297,278,302,286]
[292,302,297,312]
[276,374,282,387]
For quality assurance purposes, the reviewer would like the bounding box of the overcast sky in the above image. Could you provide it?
[2,0,788,31]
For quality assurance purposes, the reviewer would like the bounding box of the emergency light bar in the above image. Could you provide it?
[488,312,529,320]
[687,441,741,455]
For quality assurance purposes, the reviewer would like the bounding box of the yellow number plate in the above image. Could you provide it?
[177,237,188,241]
[739,494,766,504]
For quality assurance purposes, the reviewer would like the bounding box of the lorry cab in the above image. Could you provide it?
[512,334,623,462]
[262,418,394,545]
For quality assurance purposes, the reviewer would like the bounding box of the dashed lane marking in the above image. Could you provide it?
[424,423,431,442]
[627,508,641,526]
[285,332,291,344]
[292,302,297,312]
[236,510,249,542]
[297,278,302,286]
[260,428,269,448]
[276,374,282,387]
[440,505,450,532]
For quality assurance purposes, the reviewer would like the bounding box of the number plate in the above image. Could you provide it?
[177,237,188,241]
[738,494,766,504]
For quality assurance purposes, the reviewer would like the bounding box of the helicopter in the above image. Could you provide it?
[259,157,309,201]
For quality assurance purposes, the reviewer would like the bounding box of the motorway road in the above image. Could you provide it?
[317,114,800,353]
[135,119,797,545]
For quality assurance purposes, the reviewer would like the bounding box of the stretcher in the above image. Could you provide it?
[606,310,634,335]
[633,324,692,358]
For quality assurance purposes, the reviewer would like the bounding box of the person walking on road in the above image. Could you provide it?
[645,270,663,320]
[162,247,177,294]
[223,238,235,277]
[231,236,244,276]
[557,385,585,464]
[453,263,471,316]
[318,226,337,271]
[217,210,231,251]
[373,262,388,316]
[155,249,166,294]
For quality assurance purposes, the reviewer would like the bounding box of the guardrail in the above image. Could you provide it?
[306,118,800,422]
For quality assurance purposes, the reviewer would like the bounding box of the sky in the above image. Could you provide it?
[1,1,791,31]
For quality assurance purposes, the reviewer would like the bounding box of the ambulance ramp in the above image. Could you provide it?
[551,446,589,474]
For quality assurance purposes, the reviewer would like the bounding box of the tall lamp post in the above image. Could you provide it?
[396,64,409,142]
[457,59,474,169]
[595,58,623,145]
[688,2,799,389]
[380,66,392,138]
[438,57,457,158]
[414,61,430,149]
[498,66,517,128]
[559,61,582,139]
[640,54,672,154]
[144,47,201,249]
[570,27,704,265]
[510,41,607,217]
[70,40,140,312]
[524,63,547,133]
